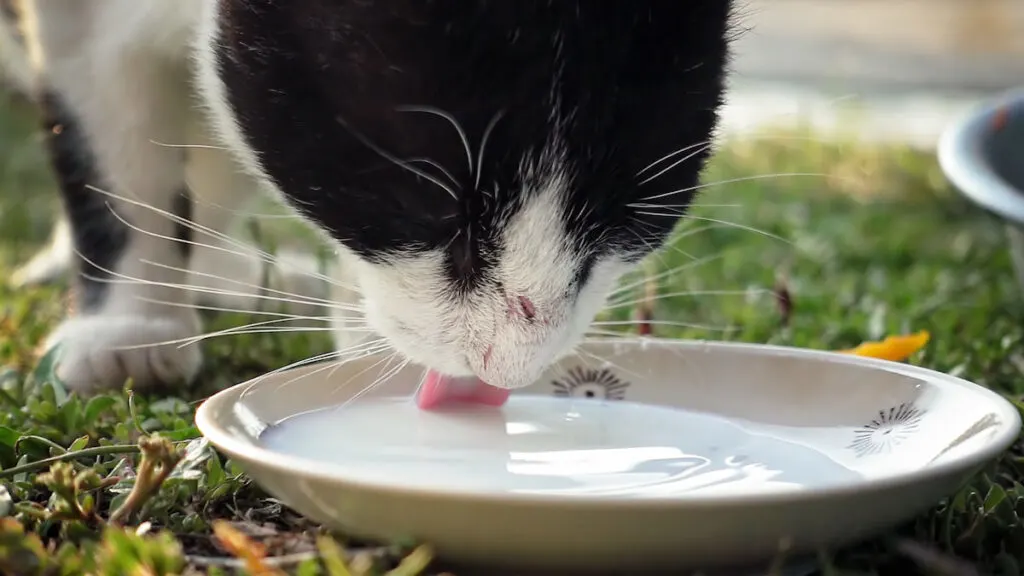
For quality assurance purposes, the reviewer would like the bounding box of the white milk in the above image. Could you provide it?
[260,396,860,498]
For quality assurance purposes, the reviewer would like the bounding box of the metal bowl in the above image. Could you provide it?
[939,89,1024,289]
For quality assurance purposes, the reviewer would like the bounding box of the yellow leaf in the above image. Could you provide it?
[839,330,930,362]
[212,520,286,576]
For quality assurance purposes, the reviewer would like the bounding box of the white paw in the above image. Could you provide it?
[10,219,72,287]
[44,313,203,393]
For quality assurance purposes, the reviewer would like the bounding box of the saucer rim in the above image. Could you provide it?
[195,337,1021,508]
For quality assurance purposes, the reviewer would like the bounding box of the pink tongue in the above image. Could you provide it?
[416,370,511,410]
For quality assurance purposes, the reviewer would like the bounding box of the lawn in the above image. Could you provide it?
[1,87,1024,576]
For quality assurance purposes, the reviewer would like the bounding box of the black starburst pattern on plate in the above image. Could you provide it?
[849,402,924,457]
[551,366,631,400]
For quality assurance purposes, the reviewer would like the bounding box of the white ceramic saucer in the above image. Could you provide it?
[195,339,1021,572]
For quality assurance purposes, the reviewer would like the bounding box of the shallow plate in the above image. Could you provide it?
[195,339,1020,572]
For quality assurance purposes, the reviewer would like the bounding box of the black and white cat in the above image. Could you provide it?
[2,0,734,395]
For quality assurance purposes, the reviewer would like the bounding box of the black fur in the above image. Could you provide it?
[39,91,127,311]
[215,1,731,290]
[172,188,193,260]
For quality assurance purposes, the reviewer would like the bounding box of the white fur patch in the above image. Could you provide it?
[348,146,631,390]
[10,217,71,287]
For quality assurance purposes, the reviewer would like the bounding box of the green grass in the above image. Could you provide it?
[1,86,1024,575]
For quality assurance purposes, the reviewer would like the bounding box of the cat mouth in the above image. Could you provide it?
[415,370,511,410]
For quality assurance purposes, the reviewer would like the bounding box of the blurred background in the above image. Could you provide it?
[723,0,1024,146]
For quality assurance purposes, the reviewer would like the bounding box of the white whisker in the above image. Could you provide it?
[326,350,401,399]
[140,259,344,308]
[186,193,306,220]
[338,356,412,407]
[678,215,790,244]
[637,143,712,187]
[638,172,830,202]
[77,259,356,313]
[648,226,730,263]
[635,141,709,178]
[585,329,631,338]
[269,342,397,395]
[669,223,726,240]
[475,109,506,190]
[326,348,395,386]
[238,341,391,401]
[148,139,231,151]
[610,253,724,295]
[604,288,768,311]
[270,356,365,396]
[110,315,329,351]
[633,210,688,220]
[591,319,738,332]
[636,203,742,210]
[241,350,347,397]
[191,326,343,337]
[406,157,461,190]
[177,323,373,347]
[133,295,348,321]
[85,184,357,292]
[574,347,648,382]
[396,105,474,176]
[101,199,271,269]
[625,227,660,263]
[334,116,459,201]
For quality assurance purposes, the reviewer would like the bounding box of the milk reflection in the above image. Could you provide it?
[504,422,540,435]
[505,447,805,497]
[496,401,858,497]
[262,396,861,496]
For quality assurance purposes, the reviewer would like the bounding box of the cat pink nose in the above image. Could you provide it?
[517,296,536,320]
[507,295,538,322]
